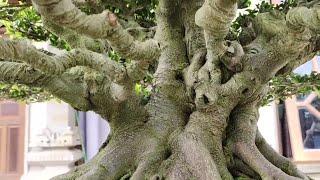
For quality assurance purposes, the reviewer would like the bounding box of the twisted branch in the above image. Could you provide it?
[0,61,47,85]
[32,0,160,61]
[286,5,320,32]
[0,39,126,82]
[43,19,110,54]
[194,0,239,85]
[0,61,94,110]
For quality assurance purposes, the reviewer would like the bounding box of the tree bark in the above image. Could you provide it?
[1,0,320,179]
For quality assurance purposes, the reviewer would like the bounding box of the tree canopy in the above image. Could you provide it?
[0,0,319,104]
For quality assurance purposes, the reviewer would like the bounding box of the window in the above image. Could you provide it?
[285,56,320,161]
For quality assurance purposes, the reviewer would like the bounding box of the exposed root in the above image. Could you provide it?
[164,132,222,180]
[52,105,311,180]
[185,111,233,179]
[256,131,310,180]
[51,130,141,180]
[228,105,302,180]
[76,165,109,180]
[51,163,90,180]
[229,157,260,179]
[130,138,167,180]
[209,135,234,180]
[235,141,300,180]
[51,146,113,180]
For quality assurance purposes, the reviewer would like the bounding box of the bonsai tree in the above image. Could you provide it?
[0,0,319,179]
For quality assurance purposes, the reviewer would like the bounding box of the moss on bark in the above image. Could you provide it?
[1,0,319,179]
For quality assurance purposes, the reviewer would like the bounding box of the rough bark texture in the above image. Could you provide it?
[1,0,320,179]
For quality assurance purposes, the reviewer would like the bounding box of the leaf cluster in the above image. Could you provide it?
[0,82,53,102]
[0,1,66,102]
[78,0,158,27]
[262,72,320,105]
[0,3,69,49]
[230,0,298,39]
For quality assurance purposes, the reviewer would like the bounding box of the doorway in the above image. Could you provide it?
[0,101,25,180]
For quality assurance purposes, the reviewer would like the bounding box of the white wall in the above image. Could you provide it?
[258,102,281,152]
[29,101,75,140]
[29,103,48,140]
[23,101,81,180]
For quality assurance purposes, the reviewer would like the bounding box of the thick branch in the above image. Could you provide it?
[43,19,109,53]
[286,5,320,32]
[0,61,93,110]
[237,10,315,85]
[0,59,133,117]
[32,0,160,61]
[0,37,136,113]
[0,39,126,83]
[0,61,47,85]
[195,0,238,84]
[195,0,237,40]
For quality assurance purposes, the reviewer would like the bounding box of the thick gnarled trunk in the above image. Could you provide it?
[0,0,319,179]
[51,96,307,180]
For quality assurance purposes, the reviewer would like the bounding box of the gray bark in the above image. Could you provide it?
[1,0,320,179]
